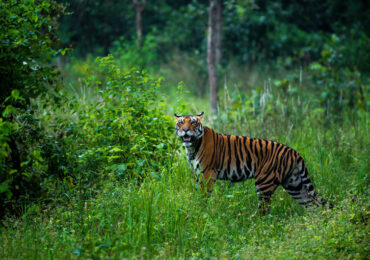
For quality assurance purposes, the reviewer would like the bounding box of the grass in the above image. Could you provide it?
[1,54,369,258]
[1,100,368,258]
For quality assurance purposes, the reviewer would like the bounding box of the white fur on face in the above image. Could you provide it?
[176,129,195,137]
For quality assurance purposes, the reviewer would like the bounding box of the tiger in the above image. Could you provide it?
[174,112,332,215]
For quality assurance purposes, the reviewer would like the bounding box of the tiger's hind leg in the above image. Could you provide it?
[255,182,279,215]
[282,165,330,209]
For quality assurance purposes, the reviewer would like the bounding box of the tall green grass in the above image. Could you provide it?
[1,105,368,258]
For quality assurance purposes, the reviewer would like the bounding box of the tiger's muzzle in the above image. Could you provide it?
[181,134,195,147]
[177,131,195,147]
[176,128,202,147]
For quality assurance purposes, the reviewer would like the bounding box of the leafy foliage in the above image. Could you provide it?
[310,33,369,115]
[65,55,177,181]
[0,0,65,104]
[0,0,65,216]
[58,0,135,56]
[0,53,180,216]
[58,0,370,71]
[111,34,160,70]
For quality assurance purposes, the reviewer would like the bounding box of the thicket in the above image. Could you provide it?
[0,0,65,104]
[0,0,65,216]
[1,55,179,217]
[0,1,179,217]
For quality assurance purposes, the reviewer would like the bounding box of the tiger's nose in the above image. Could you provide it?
[183,127,190,132]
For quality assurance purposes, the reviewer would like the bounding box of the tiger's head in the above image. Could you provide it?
[174,112,204,147]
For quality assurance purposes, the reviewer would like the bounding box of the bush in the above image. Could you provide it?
[0,54,181,217]
[0,0,65,104]
[0,0,66,217]
[310,33,369,115]
[111,34,160,71]
[65,55,177,181]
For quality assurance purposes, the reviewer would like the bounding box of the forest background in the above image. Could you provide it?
[0,0,369,258]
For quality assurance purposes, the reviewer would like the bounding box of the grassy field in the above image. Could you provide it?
[1,85,368,258]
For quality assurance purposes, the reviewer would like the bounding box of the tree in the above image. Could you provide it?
[207,0,222,115]
[133,0,146,49]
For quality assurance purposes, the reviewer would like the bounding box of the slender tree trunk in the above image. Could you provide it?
[215,1,222,65]
[133,0,146,49]
[207,0,222,115]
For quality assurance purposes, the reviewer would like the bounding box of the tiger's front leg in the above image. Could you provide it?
[201,169,217,194]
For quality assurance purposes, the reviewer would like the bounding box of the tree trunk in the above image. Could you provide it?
[215,0,222,65]
[133,0,146,49]
[207,0,222,115]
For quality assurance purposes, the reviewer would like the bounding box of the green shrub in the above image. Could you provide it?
[66,55,177,181]
[0,0,65,104]
[310,33,369,115]
[0,106,73,216]
[0,0,66,217]
[1,53,182,217]
[111,34,160,71]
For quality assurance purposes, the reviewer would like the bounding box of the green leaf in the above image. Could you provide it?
[11,89,19,99]
[0,182,9,193]
[33,150,44,162]
[0,182,12,198]
[9,169,17,175]
[2,105,16,117]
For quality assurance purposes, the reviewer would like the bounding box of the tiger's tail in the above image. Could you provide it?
[282,160,333,209]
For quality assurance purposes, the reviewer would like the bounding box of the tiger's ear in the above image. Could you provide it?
[196,112,204,120]
[174,113,181,121]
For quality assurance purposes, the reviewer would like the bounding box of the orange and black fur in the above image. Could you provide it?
[175,112,331,215]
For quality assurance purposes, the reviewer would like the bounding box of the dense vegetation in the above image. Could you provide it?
[0,0,369,258]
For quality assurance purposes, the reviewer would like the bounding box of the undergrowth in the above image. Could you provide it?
[1,89,368,258]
